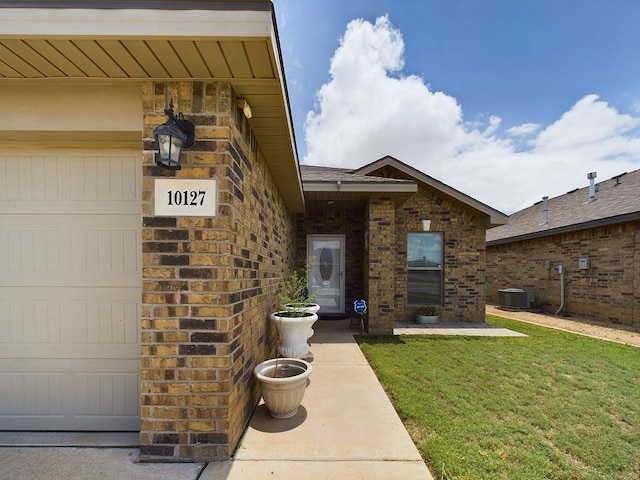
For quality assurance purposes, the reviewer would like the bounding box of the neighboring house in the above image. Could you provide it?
[486,169,640,328]
[0,0,506,463]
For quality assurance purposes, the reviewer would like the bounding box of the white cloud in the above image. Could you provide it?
[534,95,639,151]
[508,123,541,136]
[304,16,462,167]
[303,16,640,214]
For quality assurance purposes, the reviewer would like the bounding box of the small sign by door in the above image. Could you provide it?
[354,299,367,314]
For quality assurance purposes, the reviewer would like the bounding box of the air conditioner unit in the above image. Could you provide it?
[497,288,534,309]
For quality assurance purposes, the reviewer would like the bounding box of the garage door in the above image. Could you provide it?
[0,151,141,431]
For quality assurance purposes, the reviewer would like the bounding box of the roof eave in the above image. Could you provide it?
[0,5,274,37]
[355,156,508,226]
[0,2,306,213]
[303,182,417,193]
[487,211,640,246]
[0,1,272,9]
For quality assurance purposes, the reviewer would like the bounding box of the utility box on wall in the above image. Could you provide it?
[578,257,590,270]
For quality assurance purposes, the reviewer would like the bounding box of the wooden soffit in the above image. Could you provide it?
[0,2,304,212]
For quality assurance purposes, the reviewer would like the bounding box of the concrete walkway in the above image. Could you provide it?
[394,320,527,337]
[202,319,433,479]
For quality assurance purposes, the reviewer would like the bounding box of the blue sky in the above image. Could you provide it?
[272,0,640,213]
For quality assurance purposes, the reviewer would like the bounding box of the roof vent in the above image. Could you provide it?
[612,172,627,186]
[541,196,549,225]
[587,172,597,203]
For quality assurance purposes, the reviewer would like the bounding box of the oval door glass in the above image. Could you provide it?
[319,247,333,281]
[308,236,344,314]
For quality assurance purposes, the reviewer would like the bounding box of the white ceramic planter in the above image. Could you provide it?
[283,303,321,345]
[254,358,313,419]
[269,311,318,358]
[416,314,440,325]
[284,303,320,315]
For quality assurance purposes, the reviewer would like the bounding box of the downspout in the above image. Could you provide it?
[555,265,565,316]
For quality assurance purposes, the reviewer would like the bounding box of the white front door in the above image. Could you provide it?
[307,235,345,314]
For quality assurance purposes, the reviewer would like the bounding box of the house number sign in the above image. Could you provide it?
[154,179,217,217]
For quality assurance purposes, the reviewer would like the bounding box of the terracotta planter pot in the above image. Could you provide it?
[254,358,313,419]
[269,311,318,358]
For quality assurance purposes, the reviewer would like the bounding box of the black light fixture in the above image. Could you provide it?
[154,99,195,170]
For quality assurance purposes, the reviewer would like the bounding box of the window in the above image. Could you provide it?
[407,233,443,304]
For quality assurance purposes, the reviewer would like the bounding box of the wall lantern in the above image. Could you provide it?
[154,99,195,170]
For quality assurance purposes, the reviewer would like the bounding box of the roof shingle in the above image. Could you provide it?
[486,169,640,244]
[300,165,412,184]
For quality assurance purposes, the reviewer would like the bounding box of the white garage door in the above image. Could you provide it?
[0,151,141,431]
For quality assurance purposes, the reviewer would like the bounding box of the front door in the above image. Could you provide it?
[307,235,345,314]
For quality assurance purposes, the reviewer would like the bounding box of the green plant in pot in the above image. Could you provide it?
[279,270,320,316]
[416,305,440,325]
[255,270,318,419]
[269,270,320,359]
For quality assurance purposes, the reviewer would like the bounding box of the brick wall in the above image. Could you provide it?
[366,196,396,334]
[487,222,640,327]
[296,185,489,331]
[396,185,488,323]
[140,81,295,460]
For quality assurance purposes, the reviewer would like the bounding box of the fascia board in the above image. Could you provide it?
[0,8,272,38]
[304,182,417,193]
[359,158,508,225]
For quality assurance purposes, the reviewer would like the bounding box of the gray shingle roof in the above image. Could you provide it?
[486,168,640,244]
[300,165,413,184]
[301,158,508,227]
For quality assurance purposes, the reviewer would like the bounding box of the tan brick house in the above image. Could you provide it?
[486,169,640,328]
[298,156,507,333]
[0,0,506,462]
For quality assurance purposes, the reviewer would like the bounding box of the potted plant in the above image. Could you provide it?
[280,270,320,314]
[253,356,312,419]
[269,270,319,360]
[416,305,440,325]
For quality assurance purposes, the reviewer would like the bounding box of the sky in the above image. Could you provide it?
[271,0,640,214]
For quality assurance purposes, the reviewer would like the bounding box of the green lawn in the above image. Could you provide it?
[357,315,640,480]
